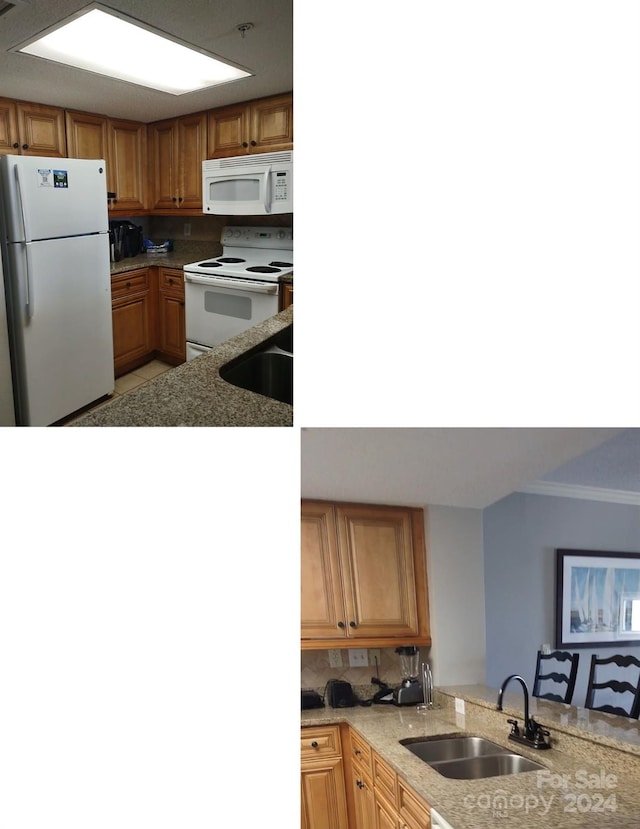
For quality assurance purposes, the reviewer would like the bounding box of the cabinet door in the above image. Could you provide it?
[15,102,66,156]
[178,112,207,208]
[249,93,293,153]
[108,118,147,211]
[158,292,185,362]
[374,792,399,829]
[280,282,293,311]
[65,111,109,160]
[111,286,154,377]
[301,757,348,829]
[301,502,347,640]
[148,120,177,210]
[349,767,375,829]
[336,505,419,638]
[207,103,249,158]
[0,98,19,155]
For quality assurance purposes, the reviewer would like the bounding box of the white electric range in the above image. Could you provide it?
[183,226,293,361]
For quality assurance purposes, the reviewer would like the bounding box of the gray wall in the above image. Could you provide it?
[483,492,640,707]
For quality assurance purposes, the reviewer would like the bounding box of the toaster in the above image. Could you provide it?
[325,679,357,708]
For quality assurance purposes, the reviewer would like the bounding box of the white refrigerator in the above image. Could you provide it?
[0,155,114,426]
[0,254,15,426]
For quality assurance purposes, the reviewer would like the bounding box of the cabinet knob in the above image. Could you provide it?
[242,141,248,148]
[250,140,257,146]
[125,282,131,288]
[12,142,19,149]
[337,621,345,629]
[168,278,174,284]
[178,197,183,203]
[349,621,357,628]
[354,749,361,756]
[311,741,318,748]
[172,197,177,203]
[22,144,28,150]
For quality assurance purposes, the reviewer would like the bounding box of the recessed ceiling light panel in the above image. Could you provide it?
[16,4,252,95]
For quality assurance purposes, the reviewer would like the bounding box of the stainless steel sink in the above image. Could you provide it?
[401,735,509,763]
[399,735,545,779]
[220,351,293,405]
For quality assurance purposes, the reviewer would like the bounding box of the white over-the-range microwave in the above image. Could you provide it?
[202,150,293,215]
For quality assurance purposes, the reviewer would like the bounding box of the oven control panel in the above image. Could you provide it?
[221,225,293,249]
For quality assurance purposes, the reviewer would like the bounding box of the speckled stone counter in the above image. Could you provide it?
[302,684,640,828]
[110,247,294,284]
[70,307,293,427]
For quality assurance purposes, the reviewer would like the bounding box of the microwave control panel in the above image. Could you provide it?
[273,170,290,202]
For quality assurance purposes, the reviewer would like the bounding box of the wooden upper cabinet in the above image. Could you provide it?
[207,93,292,158]
[108,118,147,212]
[301,500,431,649]
[65,111,109,160]
[148,112,206,210]
[0,98,19,155]
[0,99,66,156]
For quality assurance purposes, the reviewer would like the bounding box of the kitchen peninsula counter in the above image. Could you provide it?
[71,306,292,427]
[302,684,640,828]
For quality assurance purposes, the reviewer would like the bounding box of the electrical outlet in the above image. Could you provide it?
[455,697,465,715]
[328,649,342,668]
[348,648,368,668]
[183,223,191,237]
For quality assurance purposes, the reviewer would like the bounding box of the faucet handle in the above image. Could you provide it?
[506,718,520,736]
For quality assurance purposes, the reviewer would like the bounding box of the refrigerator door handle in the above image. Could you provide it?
[14,162,32,243]
[23,244,34,319]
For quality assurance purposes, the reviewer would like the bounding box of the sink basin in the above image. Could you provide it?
[400,735,509,763]
[220,351,293,405]
[399,734,545,779]
[429,753,545,780]
[270,324,293,354]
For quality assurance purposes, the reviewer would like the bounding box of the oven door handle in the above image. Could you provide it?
[184,272,279,294]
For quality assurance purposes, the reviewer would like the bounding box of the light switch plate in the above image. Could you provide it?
[348,648,368,667]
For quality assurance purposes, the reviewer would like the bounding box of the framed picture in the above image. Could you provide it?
[556,549,640,648]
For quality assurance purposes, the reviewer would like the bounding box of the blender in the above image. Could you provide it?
[392,645,424,705]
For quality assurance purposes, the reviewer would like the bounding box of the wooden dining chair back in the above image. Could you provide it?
[584,653,640,718]
[532,650,579,704]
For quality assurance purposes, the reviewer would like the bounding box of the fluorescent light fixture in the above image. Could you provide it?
[18,4,251,95]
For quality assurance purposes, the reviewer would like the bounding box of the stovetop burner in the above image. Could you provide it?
[246,266,281,273]
[269,261,292,267]
[199,261,223,267]
[217,257,246,263]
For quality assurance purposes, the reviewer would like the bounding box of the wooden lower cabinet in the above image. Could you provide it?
[301,727,348,829]
[110,267,188,376]
[111,268,156,376]
[157,268,185,364]
[280,281,293,311]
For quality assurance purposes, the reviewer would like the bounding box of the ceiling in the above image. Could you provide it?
[300,428,638,509]
[0,0,293,122]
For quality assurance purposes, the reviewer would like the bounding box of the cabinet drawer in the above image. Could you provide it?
[373,750,398,808]
[111,268,150,298]
[349,728,372,775]
[158,268,184,294]
[300,726,342,760]
[398,780,431,829]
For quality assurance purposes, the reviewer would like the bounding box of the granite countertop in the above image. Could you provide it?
[301,684,640,828]
[71,306,293,427]
[110,248,293,283]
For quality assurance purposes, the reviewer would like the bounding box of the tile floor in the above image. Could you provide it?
[61,359,174,424]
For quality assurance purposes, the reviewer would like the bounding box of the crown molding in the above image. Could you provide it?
[518,481,640,505]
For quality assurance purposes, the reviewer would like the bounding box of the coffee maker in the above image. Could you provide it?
[392,645,424,706]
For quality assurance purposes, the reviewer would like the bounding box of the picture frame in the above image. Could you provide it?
[556,549,640,649]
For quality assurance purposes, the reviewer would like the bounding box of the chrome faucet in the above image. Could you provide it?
[496,674,551,749]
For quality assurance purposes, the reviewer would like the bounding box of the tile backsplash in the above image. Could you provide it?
[301,647,432,695]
